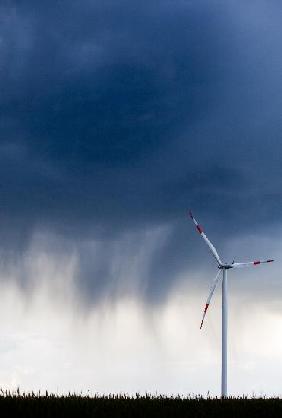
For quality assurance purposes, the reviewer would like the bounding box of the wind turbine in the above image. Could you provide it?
[189,210,274,398]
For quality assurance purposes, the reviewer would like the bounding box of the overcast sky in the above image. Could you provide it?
[1,0,282,396]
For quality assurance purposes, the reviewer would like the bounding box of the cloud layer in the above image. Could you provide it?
[1,1,282,300]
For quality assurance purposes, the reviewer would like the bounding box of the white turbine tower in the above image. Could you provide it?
[189,210,274,398]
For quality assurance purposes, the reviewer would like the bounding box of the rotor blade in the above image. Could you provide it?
[232,259,274,268]
[189,210,222,266]
[200,270,222,329]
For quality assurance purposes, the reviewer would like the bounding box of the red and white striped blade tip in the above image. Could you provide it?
[254,259,274,265]
[200,304,209,329]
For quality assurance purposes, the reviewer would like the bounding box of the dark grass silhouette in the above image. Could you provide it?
[1,391,282,418]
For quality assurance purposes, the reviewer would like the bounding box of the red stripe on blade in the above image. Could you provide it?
[200,304,209,329]
[254,261,260,265]
[196,225,203,234]
[267,259,274,263]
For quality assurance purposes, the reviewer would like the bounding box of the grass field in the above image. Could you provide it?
[0,392,282,417]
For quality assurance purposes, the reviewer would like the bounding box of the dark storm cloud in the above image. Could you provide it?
[1,1,282,300]
[0,1,232,216]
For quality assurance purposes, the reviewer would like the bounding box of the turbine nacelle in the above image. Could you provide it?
[218,264,233,270]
